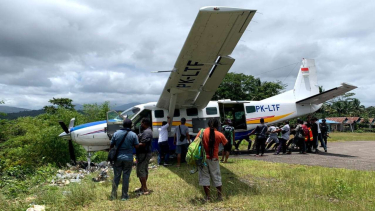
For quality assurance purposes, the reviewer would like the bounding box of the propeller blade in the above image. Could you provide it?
[68,139,76,165]
[59,121,69,134]
[68,118,75,129]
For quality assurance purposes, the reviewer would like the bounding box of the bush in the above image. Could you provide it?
[0,102,111,198]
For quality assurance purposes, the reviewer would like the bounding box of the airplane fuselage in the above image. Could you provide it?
[60,100,322,152]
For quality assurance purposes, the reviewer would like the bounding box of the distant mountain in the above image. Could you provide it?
[73,104,84,110]
[0,109,45,120]
[113,102,141,111]
[0,106,30,113]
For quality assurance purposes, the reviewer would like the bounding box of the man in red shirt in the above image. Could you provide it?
[197,118,228,201]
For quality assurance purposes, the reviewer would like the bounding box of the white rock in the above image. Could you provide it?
[26,205,45,211]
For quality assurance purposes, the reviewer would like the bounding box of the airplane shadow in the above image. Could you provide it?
[165,161,260,205]
[316,152,357,158]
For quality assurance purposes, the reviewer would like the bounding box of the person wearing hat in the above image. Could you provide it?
[174,117,190,167]
[109,118,139,201]
[221,119,235,163]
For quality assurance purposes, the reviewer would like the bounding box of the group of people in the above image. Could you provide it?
[294,117,329,154]
[109,116,330,201]
[109,117,232,201]
[109,118,153,200]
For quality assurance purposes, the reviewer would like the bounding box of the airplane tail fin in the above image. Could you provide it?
[293,58,319,102]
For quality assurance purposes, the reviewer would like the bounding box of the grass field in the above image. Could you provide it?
[2,158,375,211]
[328,132,375,142]
[236,132,375,151]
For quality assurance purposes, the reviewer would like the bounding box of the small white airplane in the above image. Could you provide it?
[59,6,356,164]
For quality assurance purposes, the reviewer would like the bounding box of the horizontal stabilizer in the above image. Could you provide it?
[296,83,357,105]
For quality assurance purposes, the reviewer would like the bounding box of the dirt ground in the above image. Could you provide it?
[236,141,375,171]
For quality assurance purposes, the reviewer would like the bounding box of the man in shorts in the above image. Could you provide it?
[174,117,190,167]
[135,118,153,195]
[197,118,228,201]
[221,119,235,163]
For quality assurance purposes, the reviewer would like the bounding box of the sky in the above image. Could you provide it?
[0,0,374,109]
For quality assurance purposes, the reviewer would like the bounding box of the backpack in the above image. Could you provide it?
[296,125,304,139]
[186,129,206,173]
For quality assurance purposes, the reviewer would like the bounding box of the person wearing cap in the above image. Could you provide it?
[174,117,190,167]
[248,118,268,156]
[221,119,235,163]
[109,118,139,201]
[320,119,329,147]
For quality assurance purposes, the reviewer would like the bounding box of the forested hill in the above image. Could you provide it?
[0,109,45,120]
[0,105,30,113]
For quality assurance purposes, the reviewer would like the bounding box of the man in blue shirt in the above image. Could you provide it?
[110,118,139,201]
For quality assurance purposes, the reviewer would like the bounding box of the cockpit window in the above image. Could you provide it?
[120,107,141,119]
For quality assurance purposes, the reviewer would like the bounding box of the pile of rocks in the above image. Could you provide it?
[50,169,85,186]
[50,161,111,186]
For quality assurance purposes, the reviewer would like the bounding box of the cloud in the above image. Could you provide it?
[0,0,374,109]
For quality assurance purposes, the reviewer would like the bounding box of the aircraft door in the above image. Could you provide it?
[106,111,124,139]
[218,102,247,130]
[131,109,152,135]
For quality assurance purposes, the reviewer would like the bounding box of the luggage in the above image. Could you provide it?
[186,129,206,173]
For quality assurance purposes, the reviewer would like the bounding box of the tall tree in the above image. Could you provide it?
[44,98,75,113]
[212,73,286,101]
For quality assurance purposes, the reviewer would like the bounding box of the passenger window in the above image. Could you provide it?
[206,107,218,115]
[174,109,180,117]
[186,108,198,116]
[246,106,256,113]
[154,110,164,118]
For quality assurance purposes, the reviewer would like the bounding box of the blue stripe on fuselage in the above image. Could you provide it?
[70,120,106,132]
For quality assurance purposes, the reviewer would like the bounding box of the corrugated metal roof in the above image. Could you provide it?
[326,117,347,123]
[346,117,360,124]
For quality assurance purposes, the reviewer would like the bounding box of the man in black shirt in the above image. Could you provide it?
[248,118,268,156]
[135,118,153,195]
[320,119,329,147]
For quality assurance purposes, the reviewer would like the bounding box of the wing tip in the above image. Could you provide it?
[200,6,256,13]
[341,82,358,89]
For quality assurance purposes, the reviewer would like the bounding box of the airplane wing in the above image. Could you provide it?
[296,83,357,105]
[156,7,256,114]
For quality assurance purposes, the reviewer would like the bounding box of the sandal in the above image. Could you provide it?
[137,191,150,196]
[134,188,142,193]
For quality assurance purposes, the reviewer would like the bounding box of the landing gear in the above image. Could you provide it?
[87,152,92,171]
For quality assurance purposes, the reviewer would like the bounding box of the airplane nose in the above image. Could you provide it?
[59,132,71,140]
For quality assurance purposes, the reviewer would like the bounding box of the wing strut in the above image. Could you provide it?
[167,92,177,131]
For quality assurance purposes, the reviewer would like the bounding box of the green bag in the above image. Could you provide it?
[186,129,206,173]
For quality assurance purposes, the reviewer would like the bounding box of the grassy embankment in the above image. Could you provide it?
[1,158,375,211]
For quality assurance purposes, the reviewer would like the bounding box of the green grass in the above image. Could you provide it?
[2,158,375,211]
[235,133,375,150]
[328,132,375,142]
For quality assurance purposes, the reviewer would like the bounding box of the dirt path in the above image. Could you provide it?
[235,141,375,171]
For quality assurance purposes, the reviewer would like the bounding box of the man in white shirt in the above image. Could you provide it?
[276,121,290,155]
[266,125,279,151]
[158,116,171,166]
